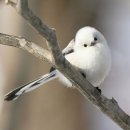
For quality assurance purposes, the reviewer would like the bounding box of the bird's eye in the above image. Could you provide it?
[84,44,87,47]
[94,37,98,41]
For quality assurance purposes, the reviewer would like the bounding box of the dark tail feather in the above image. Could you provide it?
[4,85,25,101]
[4,71,57,101]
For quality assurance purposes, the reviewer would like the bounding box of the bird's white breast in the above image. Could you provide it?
[65,45,111,87]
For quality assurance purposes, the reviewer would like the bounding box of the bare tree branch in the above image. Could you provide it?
[0,33,53,65]
[1,0,130,130]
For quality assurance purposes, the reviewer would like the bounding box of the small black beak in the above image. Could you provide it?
[91,41,96,46]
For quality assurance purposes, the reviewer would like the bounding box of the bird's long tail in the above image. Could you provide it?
[4,70,57,101]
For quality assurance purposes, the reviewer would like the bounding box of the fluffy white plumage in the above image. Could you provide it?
[60,27,111,87]
[4,26,111,101]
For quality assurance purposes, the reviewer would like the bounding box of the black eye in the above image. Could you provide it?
[84,44,87,47]
[94,37,98,41]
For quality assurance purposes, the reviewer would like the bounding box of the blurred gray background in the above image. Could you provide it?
[0,0,130,130]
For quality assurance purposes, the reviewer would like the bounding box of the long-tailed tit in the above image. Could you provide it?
[4,26,111,101]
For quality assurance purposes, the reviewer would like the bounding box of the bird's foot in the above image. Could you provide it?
[96,87,101,94]
[81,72,86,78]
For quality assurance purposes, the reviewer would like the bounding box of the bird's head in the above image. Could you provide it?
[74,26,107,50]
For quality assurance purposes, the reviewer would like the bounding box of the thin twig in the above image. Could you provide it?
[1,0,130,130]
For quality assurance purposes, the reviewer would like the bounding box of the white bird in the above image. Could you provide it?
[4,26,111,101]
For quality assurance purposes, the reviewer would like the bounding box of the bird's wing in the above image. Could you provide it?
[49,39,75,72]
[62,39,75,56]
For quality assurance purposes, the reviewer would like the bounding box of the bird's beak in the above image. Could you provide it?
[91,41,96,46]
